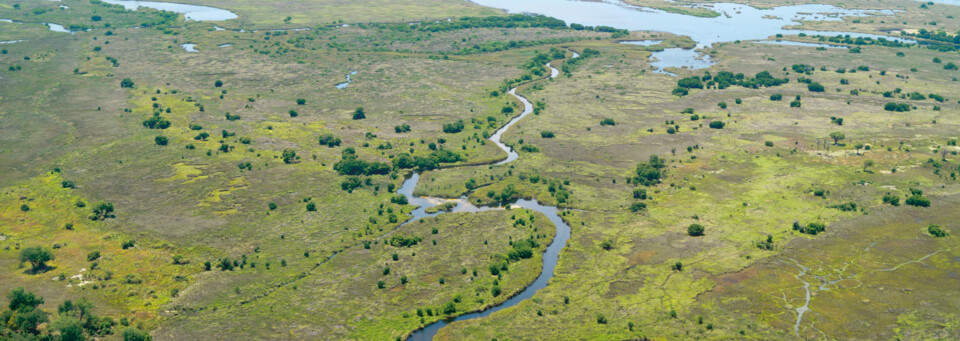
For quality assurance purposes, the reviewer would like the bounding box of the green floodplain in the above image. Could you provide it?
[0,0,959,339]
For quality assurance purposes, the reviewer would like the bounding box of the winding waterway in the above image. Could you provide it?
[402,54,582,340]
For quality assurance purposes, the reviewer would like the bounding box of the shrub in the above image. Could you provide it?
[87,251,101,261]
[318,133,341,147]
[353,107,366,120]
[442,120,465,133]
[677,76,704,89]
[672,87,689,96]
[540,131,555,138]
[600,118,616,126]
[928,224,949,237]
[807,82,825,92]
[905,195,930,207]
[792,221,826,235]
[120,78,134,88]
[687,224,704,236]
[709,121,725,129]
[770,93,783,101]
[882,194,900,206]
[154,135,168,146]
[629,202,647,212]
[306,202,316,211]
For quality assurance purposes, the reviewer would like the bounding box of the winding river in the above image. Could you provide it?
[403,54,574,340]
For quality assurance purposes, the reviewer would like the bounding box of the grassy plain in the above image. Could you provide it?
[1,0,959,339]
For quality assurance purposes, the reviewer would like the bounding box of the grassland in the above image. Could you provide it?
[1,0,959,339]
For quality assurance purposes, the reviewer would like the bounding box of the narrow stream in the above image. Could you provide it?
[404,72,572,339]
[335,71,358,89]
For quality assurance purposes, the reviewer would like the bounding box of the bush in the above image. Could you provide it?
[154,135,168,146]
[687,224,704,236]
[677,76,704,89]
[882,194,900,206]
[353,107,366,120]
[540,131,555,138]
[928,224,949,237]
[442,120,465,133]
[709,121,725,129]
[792,221,826,235]
[318,133,341,147]
[87,251,101,261]
[770,93,782,101]
[120,78,134,88]
[905,195,930,207]
[306,202,316,211]
[629,202,647,212]
[672,87,689,96]
[807,82,825,92]
[600,118,616,126]
[884,102,910,112]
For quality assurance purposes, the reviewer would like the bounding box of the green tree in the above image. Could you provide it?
[122,327,152,341]
[91,201,115,220]
[687,224,705,236]
[928,224,949,237]
[20,246,54,272]
[120,78,134,88]
[829,131,845,145]
[282,149,297,164]
[353,107,366,120]
[7,287,44,311]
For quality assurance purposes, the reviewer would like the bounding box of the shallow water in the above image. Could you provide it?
[181,43,198,52]
[100,0,237,21]
[335,71,358,89]
[649,47,713,74]
[620,40,662,46]
[472,0,910,71]
[754,40,848,49]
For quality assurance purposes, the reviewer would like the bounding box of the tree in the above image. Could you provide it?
[155,135,168,146]
[7,287,44,311]
[928,224,949,237]
[863,160,874,172]
[120,78,134,88]
[807,82,825,92]
[20,246,54,272]
[599,239,613,250]
[296,98,306,105]
[687,224,705,236]
[709,121,724,129]
[90,201,115,220]
[214,80,223,87]
[905,195,930,207]
[53,316,84,341]
[829,131,845,145]
[122,327,152,341]
[282,149,296,164]
[306,202,316,211]
[353,107,366,120]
